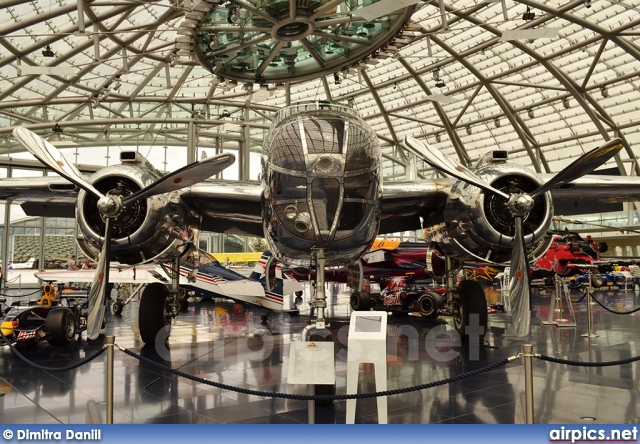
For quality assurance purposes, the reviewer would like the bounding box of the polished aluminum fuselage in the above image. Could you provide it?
[262,102,382,266]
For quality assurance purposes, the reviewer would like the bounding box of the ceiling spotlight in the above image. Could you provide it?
[600,85,609,98]
[563,97,570,109]
[528,108,535,118]
[522,6,535,21]
[333,72,341,85]
[42,45,54,58]
[585,0,591,8]
[220,109,231,118]
[435,133,441,143]
[227,5,238,24]
[494,117,501,128]
[466,125,472,135]
[435,79,446,88]
[52,123,63,134]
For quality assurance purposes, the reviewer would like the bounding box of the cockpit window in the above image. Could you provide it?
[344,174,376,200]
[273,173,306,200]
[270,124,306,171]
[311,178,339,233]
[344,124,378,172]
[303,118,346,155]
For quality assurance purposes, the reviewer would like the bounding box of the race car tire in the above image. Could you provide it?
[591,275,604,288]
[112,301,123,315]
[350,290,370,311]
[139,283,170,345]
[46,308,76,346]
[417,291,443,319]
[451,280,488,341]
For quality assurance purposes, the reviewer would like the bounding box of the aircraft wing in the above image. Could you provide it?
[546,174,640,209]
[0,176,77,217]
[379,179,450,235]
[181,180,264,237]
[35,265,165,284]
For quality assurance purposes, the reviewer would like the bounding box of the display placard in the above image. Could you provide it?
[287,340,335,385]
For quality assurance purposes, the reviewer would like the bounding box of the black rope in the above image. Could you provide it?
[538,354,640,367]
[0,326,105,372]
[588,294,640,315]
[120,346,511,402]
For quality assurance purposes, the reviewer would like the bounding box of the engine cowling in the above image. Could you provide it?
[426,155,553,265]
[76,152,198,265]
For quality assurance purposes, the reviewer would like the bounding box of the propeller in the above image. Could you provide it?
[404,136,623,337]
[12,127,235,339]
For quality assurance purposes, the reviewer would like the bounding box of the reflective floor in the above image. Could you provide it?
[0,282,639,424]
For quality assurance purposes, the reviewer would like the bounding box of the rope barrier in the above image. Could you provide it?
[538,354,640,367]
[119,346,511,402]
[588,294,640,315]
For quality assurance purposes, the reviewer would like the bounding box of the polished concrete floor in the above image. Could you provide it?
[0,282,639,424]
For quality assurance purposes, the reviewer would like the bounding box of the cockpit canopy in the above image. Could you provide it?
[263,102,381,258]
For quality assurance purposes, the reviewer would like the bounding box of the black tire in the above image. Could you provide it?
[139,283,170,345]
[417,291,443,318]
[349,290,370,311]
[451,280,488,341]
[591,275,604,288]
[112,301,123,315]
[45,307,76,346]
[309,332,336,406]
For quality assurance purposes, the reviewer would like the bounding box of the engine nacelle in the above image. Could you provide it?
[76,153,199,265]
[426,155,553,265]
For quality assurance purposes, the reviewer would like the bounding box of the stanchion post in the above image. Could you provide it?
[523,344,534,424]
[582,270,599,338]
[106,336,115,424]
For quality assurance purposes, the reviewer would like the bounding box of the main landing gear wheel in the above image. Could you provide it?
[46,307,76,346]
[139,283,170,345]
[349,290,370,311]
[417,292,443,319]
[450,280,488,341]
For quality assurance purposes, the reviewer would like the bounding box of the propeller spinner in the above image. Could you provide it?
[12,127,235,339]
[404,136,623,337]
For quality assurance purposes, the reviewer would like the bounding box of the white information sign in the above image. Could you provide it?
[287,341,335,385]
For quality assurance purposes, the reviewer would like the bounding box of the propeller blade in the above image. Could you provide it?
[404,136,510,200]
[87,218,113,340]
[12,127,104,199]
[531,138,623,200]
[122,152,235,205]
[508,216,531,337]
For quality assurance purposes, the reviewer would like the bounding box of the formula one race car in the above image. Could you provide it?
[0,285,89,349]
[350,275,448,318]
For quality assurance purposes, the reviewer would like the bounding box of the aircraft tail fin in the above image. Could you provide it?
[249,251,272,282]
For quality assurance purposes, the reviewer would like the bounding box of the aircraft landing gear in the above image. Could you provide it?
[138,257,181,345]
[306,249,336,405]
[443,255,488,341]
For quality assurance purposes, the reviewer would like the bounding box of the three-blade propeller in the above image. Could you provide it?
[12,127,235,339]
[404,136,623,337]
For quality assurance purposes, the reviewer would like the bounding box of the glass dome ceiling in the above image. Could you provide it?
[0,0,638,183]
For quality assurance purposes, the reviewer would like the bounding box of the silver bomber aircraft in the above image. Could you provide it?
[1,101,637,344]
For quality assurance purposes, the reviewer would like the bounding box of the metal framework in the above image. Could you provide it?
[0,0,638,182]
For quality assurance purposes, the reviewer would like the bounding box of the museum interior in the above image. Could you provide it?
[0,0,639,425]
